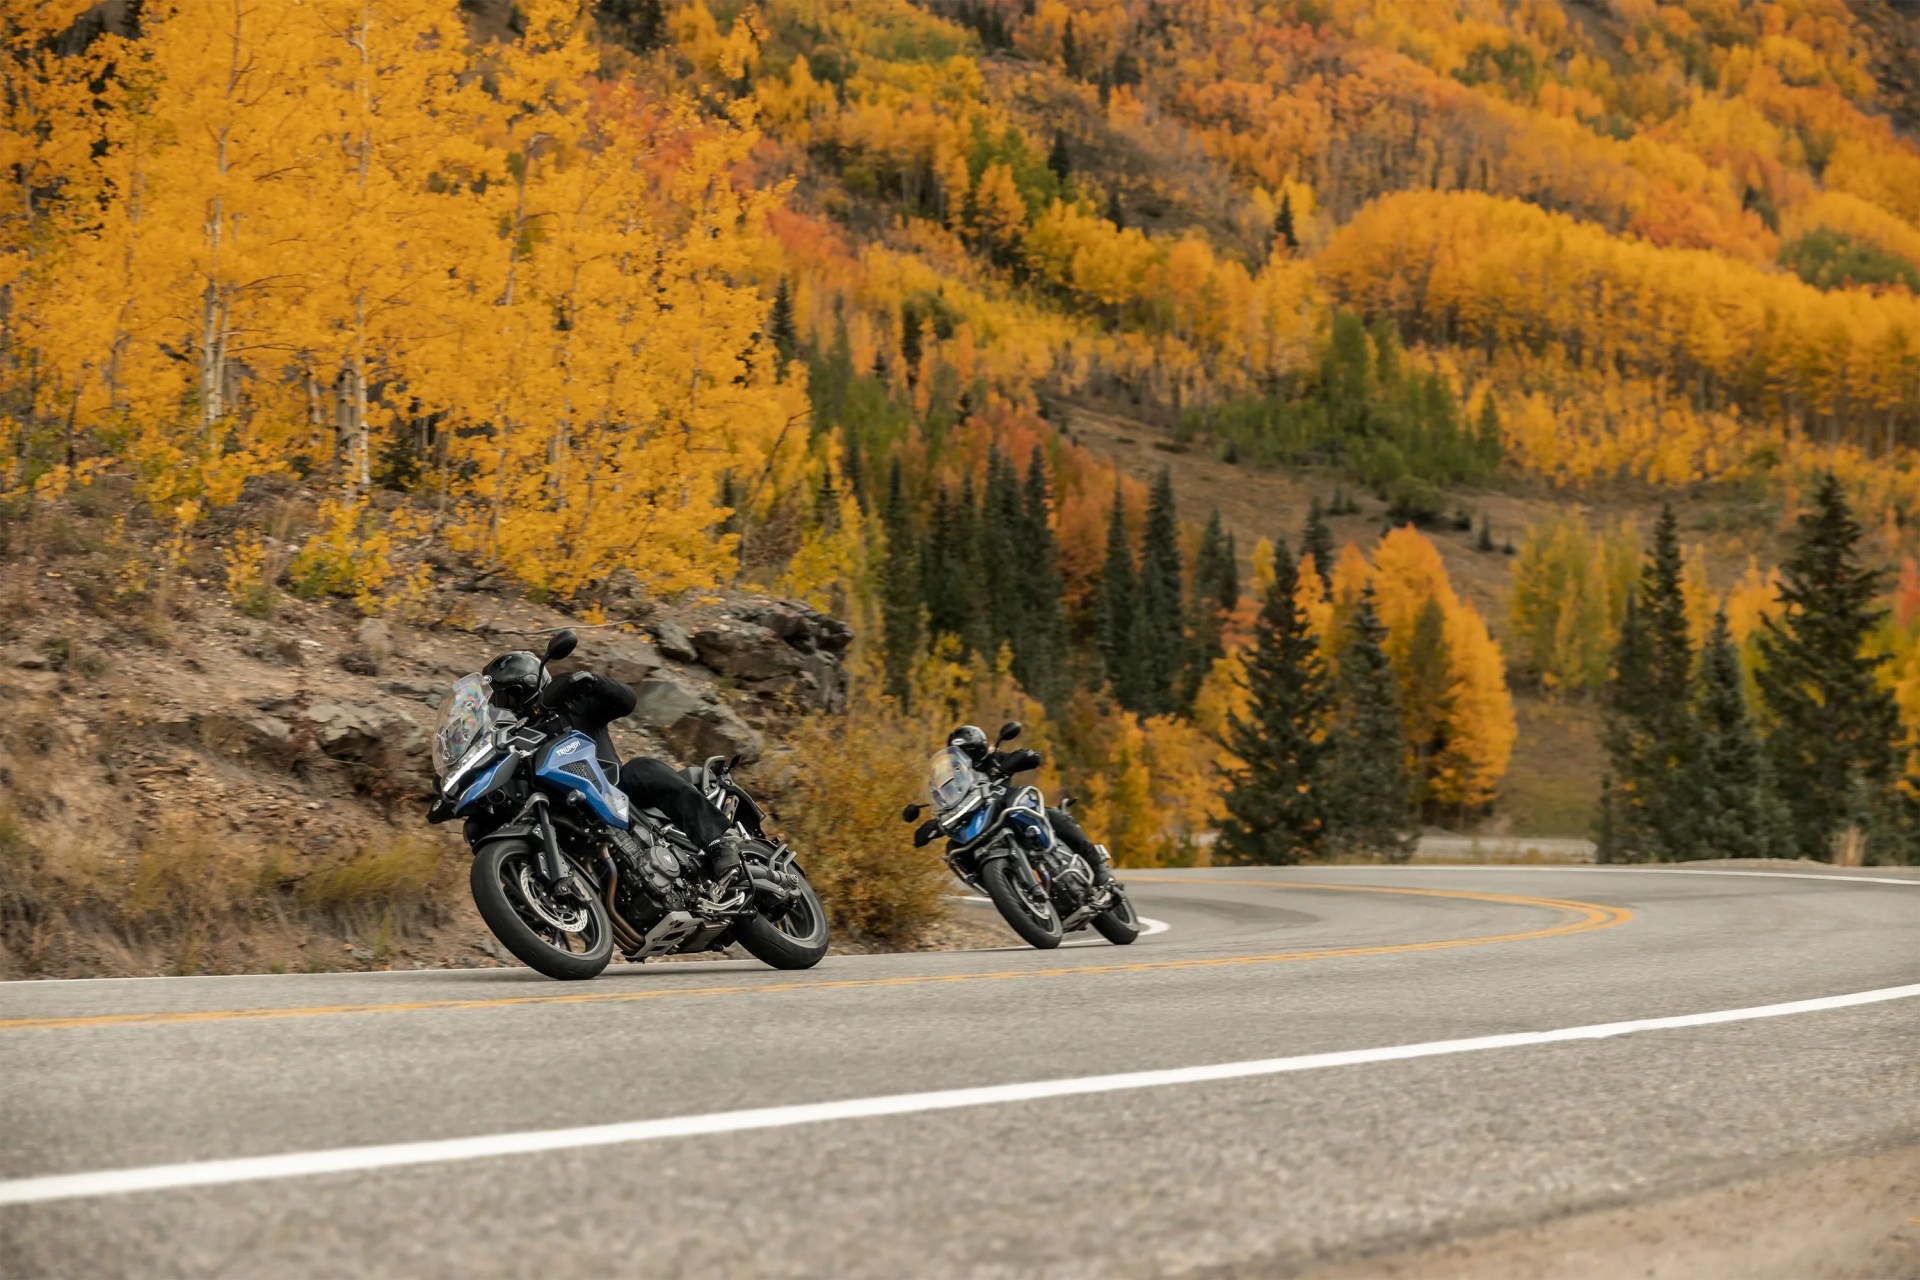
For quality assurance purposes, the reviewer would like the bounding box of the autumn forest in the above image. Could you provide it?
[8,0,1920,869]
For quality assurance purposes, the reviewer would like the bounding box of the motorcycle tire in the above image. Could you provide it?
[1090,888,1141,945]
[981,858,1063,949]
[733,870,830,970]
[470,840,613,981]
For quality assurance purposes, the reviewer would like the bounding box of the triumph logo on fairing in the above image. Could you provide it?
[554,739,585,758]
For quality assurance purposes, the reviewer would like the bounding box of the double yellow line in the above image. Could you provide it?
[0,880,1630,1032]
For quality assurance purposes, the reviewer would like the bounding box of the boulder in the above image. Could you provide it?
[691,622,805,682]
[304,699,430,786]
[729,600,853,656]
[630,674,762,764]
[650,619,699,663]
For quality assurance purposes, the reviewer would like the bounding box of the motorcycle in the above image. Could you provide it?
[902,722,1141,950]
[425,629,829,980]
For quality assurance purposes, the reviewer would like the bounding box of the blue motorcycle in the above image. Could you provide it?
[903,722,1140,949]
[426,630,828,980]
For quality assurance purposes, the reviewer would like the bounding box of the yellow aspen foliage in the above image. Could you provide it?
[1250,536,1276,599]
[1508,517,1638,694]
[1369,526,1517,808]
[971,163,1028,249]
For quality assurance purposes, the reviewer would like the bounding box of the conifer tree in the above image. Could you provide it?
[1273,190,1298,252]
[879,457,921,704]
[1219,539,1332,864]
[1756,475,1904,860]
[766,276,796,372]
[1185,508,1231,700]
[922,481,981,651]
[1105,187,1124,229]
[1137,468,1187,713]
[1016,447,1069,706]
[1046,133,1071,184]
[1098,485,1142,706]
[977,446,1024,658]
[1601,505,1700,860]
[1327,587,1413,860]
[1302,497,1333,585]
[1691,610,1784,860]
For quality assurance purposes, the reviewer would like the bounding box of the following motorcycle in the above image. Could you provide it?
[426,629,829,980]
[902,721,1141,949]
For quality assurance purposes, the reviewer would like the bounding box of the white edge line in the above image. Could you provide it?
[952,896,1171,942]
[4,980,1916,1208]
[1303,866,1920,887]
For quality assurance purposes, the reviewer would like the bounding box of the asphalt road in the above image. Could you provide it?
[3,866,1918,1279]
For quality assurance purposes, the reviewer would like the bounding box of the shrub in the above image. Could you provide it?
[774,699,951,945]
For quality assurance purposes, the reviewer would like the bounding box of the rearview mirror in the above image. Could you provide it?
[901,803,924,824]
[996,721,1022,745]
[913,819,943,848]
[544,629,578,663]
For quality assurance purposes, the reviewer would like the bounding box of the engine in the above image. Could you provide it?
[609,828,692,926]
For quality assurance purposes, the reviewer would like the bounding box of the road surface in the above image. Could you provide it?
[3,866,1917,1278]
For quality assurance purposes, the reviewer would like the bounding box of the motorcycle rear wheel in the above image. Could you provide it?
[470,841,613,981]
[733,871,830,970]
[981,858,1063,949]
[1091,889,1141,945]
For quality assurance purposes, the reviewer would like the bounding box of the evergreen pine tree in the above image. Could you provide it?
[1301,497,1333,585]
[977,447,1025,660]
[1098,485,1142,707]
[1046,133,1071,184]
[1184,508,1231,701]
[1601,506,1700,861]
[1016,447,1069,706]
[839,425,867,513]
[1327,587,1414,860]
[1756,474,1904,860]
[766,276,796,374]
[955,471,990,656]
[900,303,923,386]
[1105,187,1124,229]
[922,481,982,652]
[1060,15,1080,76]
[879,458,921,704]
[1691,610,1780,860]
[1273,190,1297,252]
[1138,468,1187,713]
[1219,539,1332,864]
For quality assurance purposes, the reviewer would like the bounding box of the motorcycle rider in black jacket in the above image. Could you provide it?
[482,650,746,883]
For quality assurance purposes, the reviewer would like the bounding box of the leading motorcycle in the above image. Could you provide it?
[426,629,829,980]
[903,722,1141,949]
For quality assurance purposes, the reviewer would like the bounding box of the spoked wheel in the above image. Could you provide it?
[1091,887,1141,945]
[981,857,1063,949]
[734,870,830,970]
[470,841,613,980]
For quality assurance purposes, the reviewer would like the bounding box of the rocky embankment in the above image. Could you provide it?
[0,556,874,977]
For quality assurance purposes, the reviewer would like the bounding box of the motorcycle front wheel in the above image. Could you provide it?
[733,870,830,970]
[470,841,613,981]
[981,857,1063,949]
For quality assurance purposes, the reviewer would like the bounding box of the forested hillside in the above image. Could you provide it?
[7,0,1920,880]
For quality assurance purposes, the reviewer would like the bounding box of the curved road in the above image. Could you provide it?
[2,866,1917,1278]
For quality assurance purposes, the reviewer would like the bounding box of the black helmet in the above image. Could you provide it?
[483,650,548,712]
[947,724,990,763]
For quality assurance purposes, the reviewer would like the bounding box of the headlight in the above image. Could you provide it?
[441,732,500,798]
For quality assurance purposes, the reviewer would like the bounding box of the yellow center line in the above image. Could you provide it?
[0,881,1632,1032]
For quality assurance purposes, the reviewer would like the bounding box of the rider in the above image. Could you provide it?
[480,650,747,887]
[946,724,1115,889]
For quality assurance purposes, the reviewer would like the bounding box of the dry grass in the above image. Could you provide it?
[775,701,953,946]
[0,808,467,977]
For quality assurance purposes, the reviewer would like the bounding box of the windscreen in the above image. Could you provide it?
[927,747,982,817]
[433,674,494,779]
